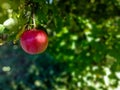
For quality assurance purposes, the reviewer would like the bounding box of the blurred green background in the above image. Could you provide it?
[0,0,120,90]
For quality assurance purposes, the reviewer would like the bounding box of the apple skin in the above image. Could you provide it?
[20,29,48,54]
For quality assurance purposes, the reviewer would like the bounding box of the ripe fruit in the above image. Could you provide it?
[20,29,48,54]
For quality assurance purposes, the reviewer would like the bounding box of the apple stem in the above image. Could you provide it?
[31,2,37,29]
[32,13,36,28]
[25,1,37,29]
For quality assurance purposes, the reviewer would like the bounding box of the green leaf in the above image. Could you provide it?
[0,24,5,33]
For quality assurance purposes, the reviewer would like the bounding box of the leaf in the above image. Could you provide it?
[13,24,27,44]
[0,24,5,33]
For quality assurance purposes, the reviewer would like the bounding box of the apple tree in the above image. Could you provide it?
[0,0,120,90]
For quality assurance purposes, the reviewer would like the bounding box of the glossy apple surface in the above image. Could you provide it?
[20,29,48,54]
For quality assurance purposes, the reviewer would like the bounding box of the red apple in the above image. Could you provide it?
[20,29,48,54]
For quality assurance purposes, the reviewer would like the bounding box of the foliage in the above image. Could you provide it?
[0,0,120,90]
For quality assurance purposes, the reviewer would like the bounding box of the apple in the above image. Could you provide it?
[20,29,48,54]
